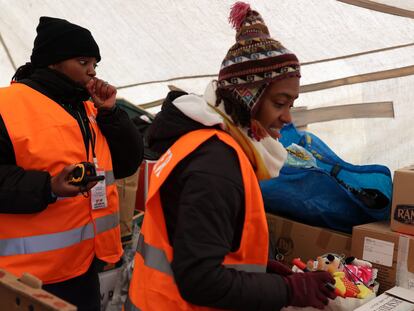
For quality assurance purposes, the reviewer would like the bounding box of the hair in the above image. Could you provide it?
[12,63,36,82]
[215,86,251,128]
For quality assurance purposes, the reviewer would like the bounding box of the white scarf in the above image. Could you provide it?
[172,81,287,179]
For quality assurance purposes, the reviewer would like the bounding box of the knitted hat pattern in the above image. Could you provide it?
[218,2,300,115]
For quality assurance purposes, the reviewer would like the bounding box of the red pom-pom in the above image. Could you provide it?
[229,2,251,31]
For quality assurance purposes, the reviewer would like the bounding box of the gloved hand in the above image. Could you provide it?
[266,260,293,276]
[285,271,337,309]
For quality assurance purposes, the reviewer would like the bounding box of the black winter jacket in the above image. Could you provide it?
[146,91,289,311]
[0,68,143,213]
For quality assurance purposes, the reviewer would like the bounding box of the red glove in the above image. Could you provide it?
[285,271,337,309]
[267,260,293,276]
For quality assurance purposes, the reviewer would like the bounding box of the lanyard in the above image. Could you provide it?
[76,109,97,162]
[89,122,97,162]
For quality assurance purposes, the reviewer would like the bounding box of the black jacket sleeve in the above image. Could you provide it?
[0,114,54,213]
[161,138,289,311]
[96,106,144,179]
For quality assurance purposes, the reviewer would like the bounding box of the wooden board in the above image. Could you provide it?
[337,0,414,19]
[291,101,394,127]
[300,66,414,93]
[0,269,76,311]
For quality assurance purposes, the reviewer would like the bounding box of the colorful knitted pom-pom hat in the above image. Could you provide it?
[218,2,300,116]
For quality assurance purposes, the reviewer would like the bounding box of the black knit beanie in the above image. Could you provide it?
[30,16,101,67]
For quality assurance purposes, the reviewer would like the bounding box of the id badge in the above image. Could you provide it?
[91,169,107,209]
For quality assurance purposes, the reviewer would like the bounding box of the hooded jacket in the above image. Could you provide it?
[145,91,288,311]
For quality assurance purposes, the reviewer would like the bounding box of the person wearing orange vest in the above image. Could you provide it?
[0,17,143,311]
[126,2,336,311]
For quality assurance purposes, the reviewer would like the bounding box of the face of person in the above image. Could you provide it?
[50,57,97,87]
[253,76,300,139]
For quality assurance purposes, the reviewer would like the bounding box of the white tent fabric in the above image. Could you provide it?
[1,0,414,172]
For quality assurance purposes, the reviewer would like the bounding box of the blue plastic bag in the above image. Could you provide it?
[260,124,392,233]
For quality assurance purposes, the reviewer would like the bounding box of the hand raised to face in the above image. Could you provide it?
[86,78,117,110]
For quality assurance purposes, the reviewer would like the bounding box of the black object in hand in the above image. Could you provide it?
[67,162,105,186]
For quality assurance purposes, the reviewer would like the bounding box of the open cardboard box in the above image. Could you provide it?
[266,213,352,265]
[355,286,414,311]
[352,221,414,294]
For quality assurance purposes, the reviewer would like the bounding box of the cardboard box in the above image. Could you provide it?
[266,213,352,265]
[354,286,414,311]
[0,269,76,311]
[352,221,414,294]
[283,295,377,311]
[116,168,139,240]
[391,166,414,236]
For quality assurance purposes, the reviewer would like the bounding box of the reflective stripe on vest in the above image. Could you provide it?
[135,233,266,277]
[0,212,119,256]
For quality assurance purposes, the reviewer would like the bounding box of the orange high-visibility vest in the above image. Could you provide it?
[0,83,122,284]
[126,129,268,311]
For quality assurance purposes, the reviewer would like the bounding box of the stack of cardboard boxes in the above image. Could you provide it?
[268,166,414,295]
[268,165,414,310]
[352,166,414,294]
